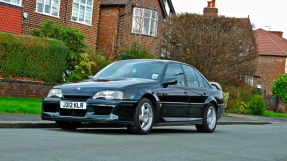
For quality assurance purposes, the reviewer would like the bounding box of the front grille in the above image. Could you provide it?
[63,95,91,100]
[93,106,113,115]
[60,109,86,117]
[43,103,58,112]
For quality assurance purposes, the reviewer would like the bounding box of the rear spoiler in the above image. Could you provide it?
[209,82,222,90]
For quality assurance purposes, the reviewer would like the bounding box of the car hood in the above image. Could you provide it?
[53,79,157,96]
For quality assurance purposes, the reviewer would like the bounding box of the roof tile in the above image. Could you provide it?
[255,29,287,56]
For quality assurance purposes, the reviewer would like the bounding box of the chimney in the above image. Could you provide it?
[212,0,215,7]
[203,0,218,17]
[207,1,212,7]
[270,31,283,39]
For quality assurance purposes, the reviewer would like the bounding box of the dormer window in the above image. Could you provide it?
[132,8,159,37]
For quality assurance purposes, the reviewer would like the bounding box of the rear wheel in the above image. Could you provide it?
[127,98,154,135]
[56,121,82,130]
[196,103,217,133]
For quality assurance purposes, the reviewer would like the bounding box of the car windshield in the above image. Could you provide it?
[94,61,165,80]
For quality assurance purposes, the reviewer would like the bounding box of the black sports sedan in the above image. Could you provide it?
[42,59,225,134]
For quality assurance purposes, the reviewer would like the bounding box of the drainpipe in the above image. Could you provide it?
[65,0,70,26]
[115,5,121,60]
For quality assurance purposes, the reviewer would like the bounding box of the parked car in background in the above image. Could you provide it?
[42,59,225,134]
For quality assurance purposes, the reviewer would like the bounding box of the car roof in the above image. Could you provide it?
[115,59,188,65]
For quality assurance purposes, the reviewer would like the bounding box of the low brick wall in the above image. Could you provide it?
[0,78,56,98]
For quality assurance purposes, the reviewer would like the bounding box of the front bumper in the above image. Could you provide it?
[41,98,138,125]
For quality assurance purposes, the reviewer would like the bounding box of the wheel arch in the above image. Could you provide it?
[141,93,157,109]
[205,96,218,111]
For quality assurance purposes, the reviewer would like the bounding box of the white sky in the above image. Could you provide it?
[172,0,287,39]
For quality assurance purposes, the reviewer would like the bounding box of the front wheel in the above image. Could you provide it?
[196,103,217,133]
[127,98,154,135]
[56,121,82,130]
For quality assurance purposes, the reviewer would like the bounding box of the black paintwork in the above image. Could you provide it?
[42,59,225,126]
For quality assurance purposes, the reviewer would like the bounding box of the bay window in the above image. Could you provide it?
[132,8,158,37]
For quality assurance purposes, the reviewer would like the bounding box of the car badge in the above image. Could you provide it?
[77,87,81,91]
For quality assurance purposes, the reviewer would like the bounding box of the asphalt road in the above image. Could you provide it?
[1,124,287,161]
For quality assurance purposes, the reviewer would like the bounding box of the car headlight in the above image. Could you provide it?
[47,89,63,98]
[92,90,123,100]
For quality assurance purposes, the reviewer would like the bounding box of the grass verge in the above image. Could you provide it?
[0,97,42,114]
[227,109,287,117]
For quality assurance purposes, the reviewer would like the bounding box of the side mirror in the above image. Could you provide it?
[163,77,178,85]
[87,76,94,79]
[210,82,222,90]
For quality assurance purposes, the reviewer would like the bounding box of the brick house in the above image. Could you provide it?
[0,0,175,56]
[0,0,100,48]
[254,29,287,94]
[97,0,175,59]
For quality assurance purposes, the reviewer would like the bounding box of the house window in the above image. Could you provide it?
[132,8,159,37]
[1,0,22,6]
[285,58,287,73]
[71,0,93,25]
[245,76,253,86]
[36,0,60,17]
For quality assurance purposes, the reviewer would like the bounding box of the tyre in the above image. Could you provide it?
[195,103,217,133]
[127,98,154,135]
[56,121,82,130]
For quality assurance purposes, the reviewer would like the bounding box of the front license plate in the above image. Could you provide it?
[60,101,86,109]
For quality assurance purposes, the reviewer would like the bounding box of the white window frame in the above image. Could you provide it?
[0,0,22,7]
[131,8,159,37]
[71,0,93,26]
[285,58,287,73]
[35,0,61,18]
[245,76,254,86]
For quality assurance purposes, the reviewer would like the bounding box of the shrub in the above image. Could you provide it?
[65,54,95,82]
[30,20,88,54]
[238,101,248,114]
[0,32,69,83]
[224,85,258,110]
[248,95,266,115]
[87,52,112,75]
[117,42,157,60]
[271,74,287,102]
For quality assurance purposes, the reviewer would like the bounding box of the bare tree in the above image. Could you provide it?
[161,13,258,86]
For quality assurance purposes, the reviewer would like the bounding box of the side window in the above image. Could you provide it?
[164,63,185,86]
[194,70,204,87]
[182,65,199,87]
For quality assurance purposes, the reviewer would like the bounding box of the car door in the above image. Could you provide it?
[161,63,190,117]
[182,65,207,117]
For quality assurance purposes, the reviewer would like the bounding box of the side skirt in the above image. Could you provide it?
[154,117,203,126]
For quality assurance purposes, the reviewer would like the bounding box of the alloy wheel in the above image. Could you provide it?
[207,106,216,129]
[139,102,153,131]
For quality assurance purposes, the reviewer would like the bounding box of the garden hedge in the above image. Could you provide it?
[0,32,70,83]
